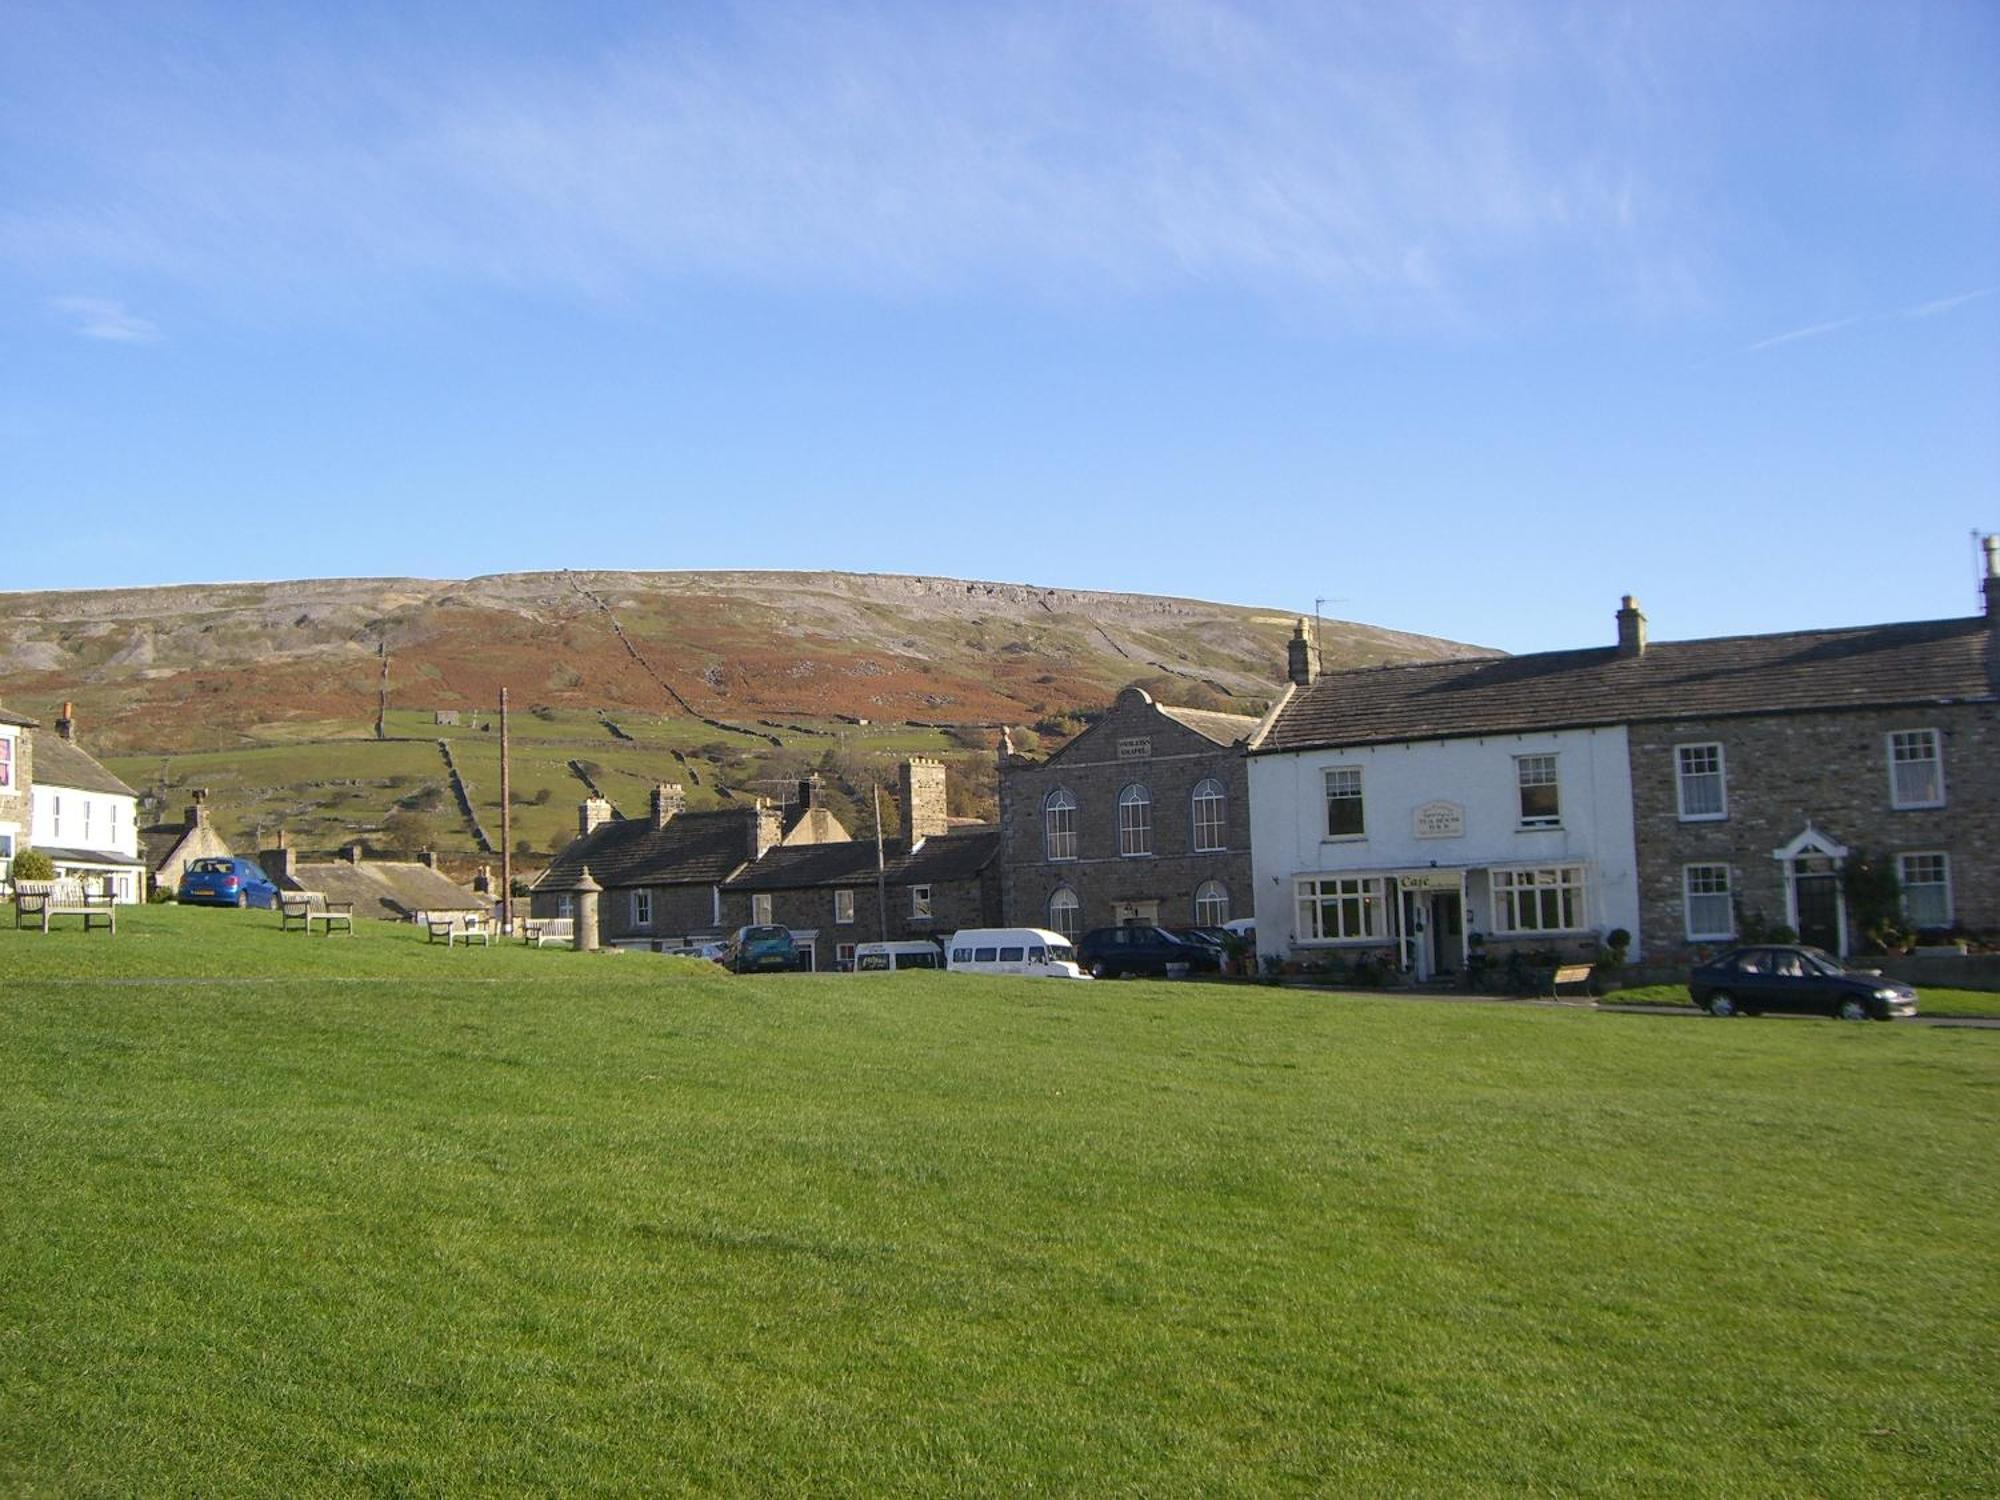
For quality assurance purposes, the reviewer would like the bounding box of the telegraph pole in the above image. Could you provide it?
[499,687,512,934]
[872,780,888,942]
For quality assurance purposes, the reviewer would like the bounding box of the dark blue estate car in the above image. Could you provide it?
[1689,945,1918,1021]
[1076,925,1223,980]
[178,856,280,909]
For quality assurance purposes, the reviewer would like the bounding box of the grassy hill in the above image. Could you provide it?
[3,906,1994,1494]
[0,571,1490,868]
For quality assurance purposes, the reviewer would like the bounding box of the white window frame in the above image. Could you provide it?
[836,942,857,968]
[1117,784,1152,858]
[1043,787,1077,862]
[752,892,773,925]
[1675,743,1728,821]
[1323,766,1364,840]
[910,884,933,919]
[631,889,652,927]
[558,893,575,919]
[52,794,63,841]
[1491,865,1588,934]
[1682,864,1734,941]
[1897,852,1952,930]
[1193,880,1229,926]
[1191,779,1227,853]
[1887,729,1945,810]
[0,733,12,789]
[833,888,855,925]
[1515,755,1561,829]
[1294,875,1387,943]
[1047,886,1080,938]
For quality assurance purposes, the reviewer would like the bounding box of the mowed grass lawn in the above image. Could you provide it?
[2,910,1995,1495]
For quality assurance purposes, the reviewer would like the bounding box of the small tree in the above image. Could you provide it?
[10,848,54,883]
[1843,848,1909,953]
[382,808,440,855]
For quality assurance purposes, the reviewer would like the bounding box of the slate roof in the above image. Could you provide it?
[33,844,146,868]
[724,828,1001,892]
[1156,704,1260,746]
[0,706,37,728]
[533,807,759,892]
[29,735,138,797]
[279,860,483,920]
[1254,616,1995,754]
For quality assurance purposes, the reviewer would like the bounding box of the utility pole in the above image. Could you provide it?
[872,780,888,942]
[376,639,389,740]
[499,686,512,934]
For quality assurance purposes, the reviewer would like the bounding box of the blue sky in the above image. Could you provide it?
[4,0,1996,654]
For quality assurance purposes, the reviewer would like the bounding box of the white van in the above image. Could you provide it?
[851,940,945,973]
[946,927,1091,980]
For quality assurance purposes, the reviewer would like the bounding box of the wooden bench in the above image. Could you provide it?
[1546,963,1596,999]
[521,917,574,948]
[13,879,116,935]
[426,912,491,948]
[279,891,354,935]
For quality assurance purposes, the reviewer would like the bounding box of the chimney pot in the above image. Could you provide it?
[56,701,77,742]
[1983,535,2000,620]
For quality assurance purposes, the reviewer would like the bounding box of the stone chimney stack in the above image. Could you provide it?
[186,788,210,829]
[56,701,77,743]
[1983,534,1999,621]
[579,797,613,838]
[796,776,820,811]
[649,783,685,829]
[419,849,439,869]
[261,835,296,882]
[344,842,365,864]
[900,758,949,845]
[744,800,783,862]
[1616,596,1648,658]
[1286,620,1313,687]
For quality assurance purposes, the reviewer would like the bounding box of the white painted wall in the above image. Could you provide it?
[29,778,142,900]
[1248,726,1640,959]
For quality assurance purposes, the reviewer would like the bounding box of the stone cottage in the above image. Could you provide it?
[718,759,1000,970]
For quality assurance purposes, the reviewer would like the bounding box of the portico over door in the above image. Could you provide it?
[1772,824,1849,956]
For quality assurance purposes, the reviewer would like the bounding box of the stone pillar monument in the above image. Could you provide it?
[572,866,602,953]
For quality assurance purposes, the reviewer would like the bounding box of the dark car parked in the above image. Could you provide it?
[1077,925,1223,980]
[177,856,281,910]
[1689,944,1918,1021]
[724,924,799,974]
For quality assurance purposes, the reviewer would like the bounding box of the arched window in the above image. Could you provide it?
[1048,886,1081,938]
[1191,778,1227,851]
[1194,880,1229,926]
[1043,787,1077,861]
[1118,784,1152,857]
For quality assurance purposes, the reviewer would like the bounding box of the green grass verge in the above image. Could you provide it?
[1613,981,2000,1019]
[3,907,1995,1494]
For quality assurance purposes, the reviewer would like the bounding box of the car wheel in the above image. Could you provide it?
[1090,961,1110,980]
[1706,991,1738,1017]
[236,891,249,909]
[1838,999,1869,1022]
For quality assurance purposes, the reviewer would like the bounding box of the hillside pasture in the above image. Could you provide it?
[2,906,1994,1494]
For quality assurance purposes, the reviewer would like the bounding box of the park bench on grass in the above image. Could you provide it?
[1546,962,1596,1000]
[12,878,116,935]
[426,912,491,948]
[278,890,354,936]
[521,916,574,948]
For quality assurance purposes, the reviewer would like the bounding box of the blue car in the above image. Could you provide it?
[178,856,280,909]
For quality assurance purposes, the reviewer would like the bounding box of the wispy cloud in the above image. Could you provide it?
[0,2,1702,319]
[1743,315,1862,354]
[49,295,160,342]
[1904,287,1994,318]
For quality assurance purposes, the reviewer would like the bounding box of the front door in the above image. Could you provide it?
[1794,872,1842,952]
[1400,890,1428,979]
[1427,892,1463,976]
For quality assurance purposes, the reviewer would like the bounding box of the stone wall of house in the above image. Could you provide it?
[999,687,1252,936]
[1628,702,1997,961]
[0,722,31,850]
[529,881,719,943]
[718,869,999,958]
